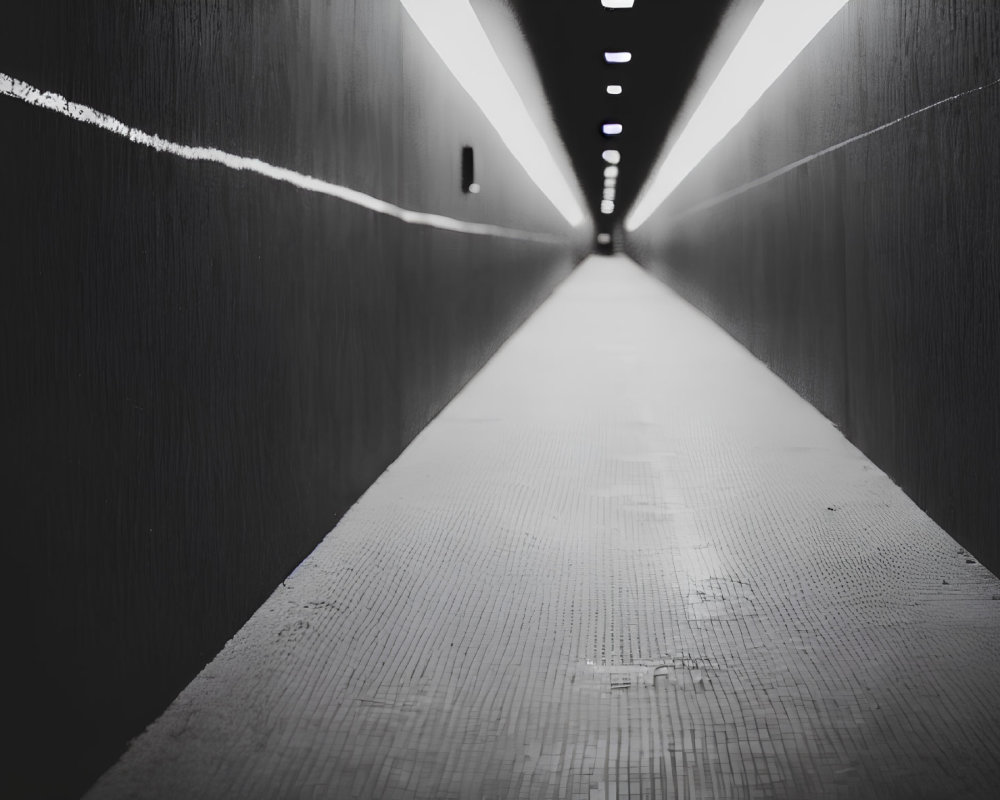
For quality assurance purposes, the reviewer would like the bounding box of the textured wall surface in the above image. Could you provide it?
[0,2,586,796]
[629,1,1000,573]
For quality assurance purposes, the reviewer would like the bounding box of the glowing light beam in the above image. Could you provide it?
[626,0,850,231]
[401,0,585,226]
[0,71,563,243]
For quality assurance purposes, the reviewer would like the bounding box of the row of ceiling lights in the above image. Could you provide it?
[595,0,851,234]
[598,0,633,232]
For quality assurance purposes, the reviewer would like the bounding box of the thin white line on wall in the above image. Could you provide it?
[660,74,1000,226]
[0,71,566,244]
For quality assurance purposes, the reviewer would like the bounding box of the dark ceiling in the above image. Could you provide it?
[506,0,731,231]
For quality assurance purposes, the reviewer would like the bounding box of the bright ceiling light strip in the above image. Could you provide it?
[401,0,585,227]
[604,52,632,64]
[626,0,851,231]
[602,123,623,135]
[602,149,621,165]
[607,84,623,95]
[0,72,565,244]
[601,1,635,8]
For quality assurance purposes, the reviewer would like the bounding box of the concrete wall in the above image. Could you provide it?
[629,1,1000,573]
[0,2,587,796]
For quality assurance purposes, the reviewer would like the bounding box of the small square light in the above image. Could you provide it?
[601,200,615,214]
[604,52,632,64]
[604,165,619,178]
[601,1,635,8]
[602,150,621,165]
[602,123,623,136]
[606,85,623,95]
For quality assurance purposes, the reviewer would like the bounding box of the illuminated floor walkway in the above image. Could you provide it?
[87,256,1000,800]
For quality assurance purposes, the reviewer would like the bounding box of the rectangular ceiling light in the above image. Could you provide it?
[604,165,619,178]
[604,52,632,63]
[604,177,616,188]
[401,0,585,226]
[602,149,621,165]
[602,123,623,135]
[601,200,615,214]
[602,1,635,8]
[626,0,850,230]
[606,84,623,95]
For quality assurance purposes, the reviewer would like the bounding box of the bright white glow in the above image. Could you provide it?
[604,51,632,64]
[602,123,623,136]
[606,84,623,95]
[597,232,611,245]
[603,188,616,200]
[626,0,851,231]
[601,1,635,9]
[601,200,615,214]
[401,0,585,226]
[602,149,621,165]
[0,71,564,244]
[604,177,616,188]
[604,165,619,178]
[468,183,481,194]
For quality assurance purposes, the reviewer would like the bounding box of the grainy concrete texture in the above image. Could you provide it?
[87,257,1000,800]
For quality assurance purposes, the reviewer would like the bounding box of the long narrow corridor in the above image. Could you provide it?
[87,257,1000,800]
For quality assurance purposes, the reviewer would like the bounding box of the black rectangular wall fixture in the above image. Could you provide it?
[461,145,475,193]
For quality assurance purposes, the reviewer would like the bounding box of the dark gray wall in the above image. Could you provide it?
[629,2,1000,570]
[0,2,587,796]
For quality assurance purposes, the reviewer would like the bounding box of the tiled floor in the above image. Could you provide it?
[87,256,1000,799]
